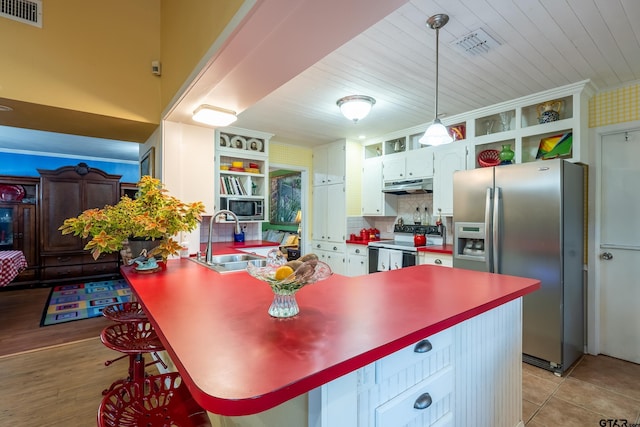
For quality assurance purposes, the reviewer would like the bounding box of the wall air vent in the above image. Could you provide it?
[1,0,42,28]
[451,28,500,55]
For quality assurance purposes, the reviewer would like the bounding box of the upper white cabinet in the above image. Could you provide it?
[313,140,346,185]
[433,143,468,216]
[466,80,594,168]
[362,157,397,216]
[362,80,594,216]
[382,146,434,182]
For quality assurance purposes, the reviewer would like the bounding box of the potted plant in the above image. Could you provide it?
[59,176,205,262]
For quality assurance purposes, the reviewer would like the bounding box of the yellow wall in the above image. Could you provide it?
[589,83,640,128]
[0,0,161,123]
[159,0,244,110]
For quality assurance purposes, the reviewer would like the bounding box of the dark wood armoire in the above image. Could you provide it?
[38,163,122,282]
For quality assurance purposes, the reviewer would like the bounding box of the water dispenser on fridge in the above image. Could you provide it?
[454,222,489,271]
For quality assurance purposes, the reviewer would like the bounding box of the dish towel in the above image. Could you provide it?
[389,250,403,270]
[377,248,390,271]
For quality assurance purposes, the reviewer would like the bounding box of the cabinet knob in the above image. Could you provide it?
[413,339,433,353]
[355,249,360,254]
[435,259,442,265]
[413,392,432,410]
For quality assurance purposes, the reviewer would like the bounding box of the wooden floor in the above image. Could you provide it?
[0,337,129,427]
[0,287,111,357]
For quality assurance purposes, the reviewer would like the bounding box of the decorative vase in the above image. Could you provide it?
[126,237,164,261]
[268,291,300,318]
[499,144,515,165]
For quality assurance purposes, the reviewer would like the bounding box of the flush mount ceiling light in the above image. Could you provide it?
[336,95,376,123]
[419,13,453,147]
[192,105,237,127]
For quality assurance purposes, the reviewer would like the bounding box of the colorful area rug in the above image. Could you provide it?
[40,279,131,326]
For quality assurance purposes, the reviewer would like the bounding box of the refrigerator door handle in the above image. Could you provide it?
[485,187,493,272]
[493,186,501,273]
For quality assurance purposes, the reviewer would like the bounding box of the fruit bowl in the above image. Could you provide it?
[246,259,332,293]
[246,254,332,317]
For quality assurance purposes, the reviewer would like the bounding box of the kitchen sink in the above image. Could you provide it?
[189,253,266,274]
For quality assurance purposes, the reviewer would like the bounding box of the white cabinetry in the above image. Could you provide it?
[433,143,468,217]
[362,157,397,216]
[310,298,523,427]
[311,183,345,242]
[312,241,346,276]
[214,128,271,222]
[418,252,452,267]
[313,140,345,185]
[468,80,593,168]
[346,244,368,277]
[382,148,433,182]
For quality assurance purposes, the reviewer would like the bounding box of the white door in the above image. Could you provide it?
[598,130,640,363]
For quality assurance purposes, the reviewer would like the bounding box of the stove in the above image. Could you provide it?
[368,224,445,252]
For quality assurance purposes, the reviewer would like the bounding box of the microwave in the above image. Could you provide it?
[220,197,264,221]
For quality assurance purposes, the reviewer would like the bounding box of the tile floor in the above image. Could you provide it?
[523,355,640,426]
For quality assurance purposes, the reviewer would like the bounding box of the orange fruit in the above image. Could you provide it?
[275,265,294,281]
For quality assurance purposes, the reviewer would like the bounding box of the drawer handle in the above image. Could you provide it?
[435,259,442,265]
[413,339,433,353]
[413,392,432,410]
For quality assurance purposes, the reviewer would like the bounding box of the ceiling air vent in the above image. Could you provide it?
[451,28,500,55]
[1,0,42,28]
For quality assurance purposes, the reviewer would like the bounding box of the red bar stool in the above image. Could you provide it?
[100,321,166,395]
[98,372,212,427]
[102,301,148,323]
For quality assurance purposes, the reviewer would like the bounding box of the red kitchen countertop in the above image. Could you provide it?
[347,240,454,255]
[121,260,539,416]
[418,244,453,254]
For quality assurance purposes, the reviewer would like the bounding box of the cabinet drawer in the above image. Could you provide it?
[42,254,84,266]
[419,253,453,267]
[347,245,367,256]
[375,367,453,427]
[312,241,346,253]
[83,253,118,263]
[41,265,84,280]
[82,262,119,276]
[376,329,452,384]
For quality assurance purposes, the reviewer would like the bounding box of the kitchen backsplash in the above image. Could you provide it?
[355,193,453,244]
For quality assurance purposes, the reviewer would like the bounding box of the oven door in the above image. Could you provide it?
[368,246,416,273]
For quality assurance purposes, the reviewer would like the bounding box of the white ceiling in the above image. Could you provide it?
[174,0,640,147]
[3,0,639,159]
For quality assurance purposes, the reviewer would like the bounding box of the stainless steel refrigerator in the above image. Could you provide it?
[452,159,584,375]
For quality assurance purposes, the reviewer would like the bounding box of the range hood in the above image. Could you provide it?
[382,178,433,195]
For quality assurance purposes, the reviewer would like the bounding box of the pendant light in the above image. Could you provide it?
[419,14,453,146]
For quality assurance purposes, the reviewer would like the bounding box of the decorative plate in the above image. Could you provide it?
[248,138,263,152]
[230,136,246,150]
[0,185,25,202]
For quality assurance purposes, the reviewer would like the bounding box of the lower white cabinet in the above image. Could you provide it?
[310,298,524,427]
[311,241,346,275]
[346,244,368,277]
[418,252,453,267]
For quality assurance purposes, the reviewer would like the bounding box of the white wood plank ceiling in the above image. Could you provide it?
[198,0,640,147]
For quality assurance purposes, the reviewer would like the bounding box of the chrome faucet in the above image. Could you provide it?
[206,210,241,263]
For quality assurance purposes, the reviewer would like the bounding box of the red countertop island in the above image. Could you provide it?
[121,259,539,417]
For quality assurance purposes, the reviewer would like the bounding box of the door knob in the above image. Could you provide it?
[601,252,613,260]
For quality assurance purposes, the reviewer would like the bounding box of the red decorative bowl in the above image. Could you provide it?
[478,149,501,167]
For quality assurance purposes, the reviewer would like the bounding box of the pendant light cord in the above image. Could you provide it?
[434,26,440,121]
